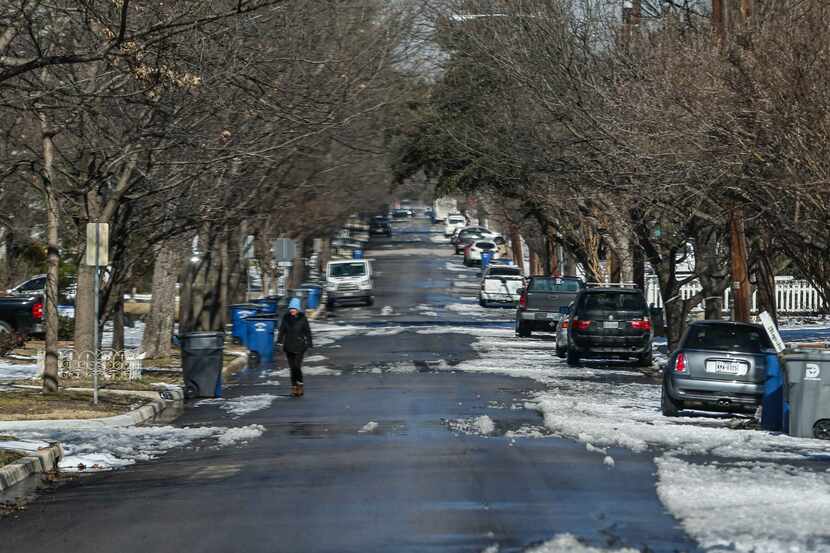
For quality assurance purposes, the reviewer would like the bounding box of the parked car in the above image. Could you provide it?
[391,208,412,218]
[6,274,77,303]
[565,286,653,366]
[661,320,773,417]
[324,259,374,307]
[0,293,45,344]
[444,214,467,237]
[369,218,392,236]
[479,265,524,306]
[516,276,584,337]
[463,239,501,266]
[453,227,496,253]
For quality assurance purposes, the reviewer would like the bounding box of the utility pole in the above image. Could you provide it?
[714,1,752,322]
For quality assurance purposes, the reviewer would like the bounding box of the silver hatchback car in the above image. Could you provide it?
[662,320,774,417]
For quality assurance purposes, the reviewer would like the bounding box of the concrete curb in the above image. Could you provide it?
[0,387,184,430]
[0,442,63,493]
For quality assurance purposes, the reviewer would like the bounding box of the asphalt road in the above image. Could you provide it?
[0,218,701,553]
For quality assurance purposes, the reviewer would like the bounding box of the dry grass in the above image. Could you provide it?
[0,450,23,468]
[0,389,147,421]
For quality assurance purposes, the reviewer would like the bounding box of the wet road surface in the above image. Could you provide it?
[0,218,701,553]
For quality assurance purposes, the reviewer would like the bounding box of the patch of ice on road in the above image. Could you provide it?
[305,354,326,363]
[1,423,267,472]
[217,424,266,446]
[196,394,278,417]
[526,534,639,553]
[0,361,39,381]
[476,415,495,435]
[504,426,547,439]
[271,366,341,377]
[447,416,496,436]
[445,261,468,272]
[363,326,406,337]
[385,362,416,373]
[255,380,281,386]
[585,443,607,455]
[603,456,615,468]
[481,545,500,553]
[358,421,379,433]
[657,456,830,553]
[381,305,395,315]
[430,234,449,244]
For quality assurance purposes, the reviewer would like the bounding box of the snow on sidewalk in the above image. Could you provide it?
[0,361,39,381]
[0,420,266,472]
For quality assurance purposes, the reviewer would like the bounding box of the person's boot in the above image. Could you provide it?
[297,382,304,397]
[291,385,300,397]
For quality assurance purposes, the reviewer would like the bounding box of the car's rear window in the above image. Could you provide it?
[329,263,367,278]
[529,278,583,292]
[582,291,645,312]
[487,267,521,277]
[684,324,772,353]
[476,241,495,249]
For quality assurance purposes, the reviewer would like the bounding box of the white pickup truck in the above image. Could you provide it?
[479,264,524,307]
[324,259,374,307]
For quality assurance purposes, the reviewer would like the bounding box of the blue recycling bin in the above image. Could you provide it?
[761,353,785,431]
[352,248,364,260]
[244,315,279,364]
[251,297,278,315]
[229,303,260,345]
[481,251,493,270]
[302,285,322,310]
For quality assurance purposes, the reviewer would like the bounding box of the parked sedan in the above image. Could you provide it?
[662,320,774,417]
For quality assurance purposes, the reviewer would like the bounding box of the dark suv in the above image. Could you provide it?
[565,287,653,366]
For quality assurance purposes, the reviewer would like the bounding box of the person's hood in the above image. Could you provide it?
[288,298,302,311]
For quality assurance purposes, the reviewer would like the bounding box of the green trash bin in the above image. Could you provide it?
[783,349,830,440]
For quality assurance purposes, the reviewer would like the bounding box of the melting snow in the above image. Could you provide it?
[358,421,379,433]
[525,534,639,553]
[196,394,278,417]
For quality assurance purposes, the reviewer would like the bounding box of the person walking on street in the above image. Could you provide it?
[278,298,313,397]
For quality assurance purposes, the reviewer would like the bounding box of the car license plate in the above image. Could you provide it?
[705,360,749,376]
[603,321,619,329]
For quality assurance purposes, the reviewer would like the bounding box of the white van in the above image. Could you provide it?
[444,214,467,236]
[324,259,373,307]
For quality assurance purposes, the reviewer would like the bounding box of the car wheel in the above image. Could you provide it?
[516,321,531,338]
[661,378,683,417]
[555,346,566,359]
[366,297,374,307]
[566,348,580,366]
[0,322,15,355]
[479,298,487,307]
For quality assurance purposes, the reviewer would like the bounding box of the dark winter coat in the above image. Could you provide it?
[278,312,313,353]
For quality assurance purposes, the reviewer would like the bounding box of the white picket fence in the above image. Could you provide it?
[645,276,827,315]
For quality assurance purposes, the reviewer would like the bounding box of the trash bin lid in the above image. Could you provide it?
[244,314,280,321]
[230,303,260,308]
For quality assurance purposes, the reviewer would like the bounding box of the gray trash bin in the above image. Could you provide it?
[180,332,225,400]
[783,349,830,439]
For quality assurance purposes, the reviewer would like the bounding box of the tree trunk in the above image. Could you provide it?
[756,247,778,325]
[529,249,543,275]
[112,292,125,352]
[631,240,645,290]
[509,226,523,269]
[545,233,559,276]
[142,243,181,358]
[41,118,60,393]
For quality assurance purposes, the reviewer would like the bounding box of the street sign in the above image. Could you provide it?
[84,223,109,266]
[272,238,297,262]
[759,311,786,353]
[242,235,255,259]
